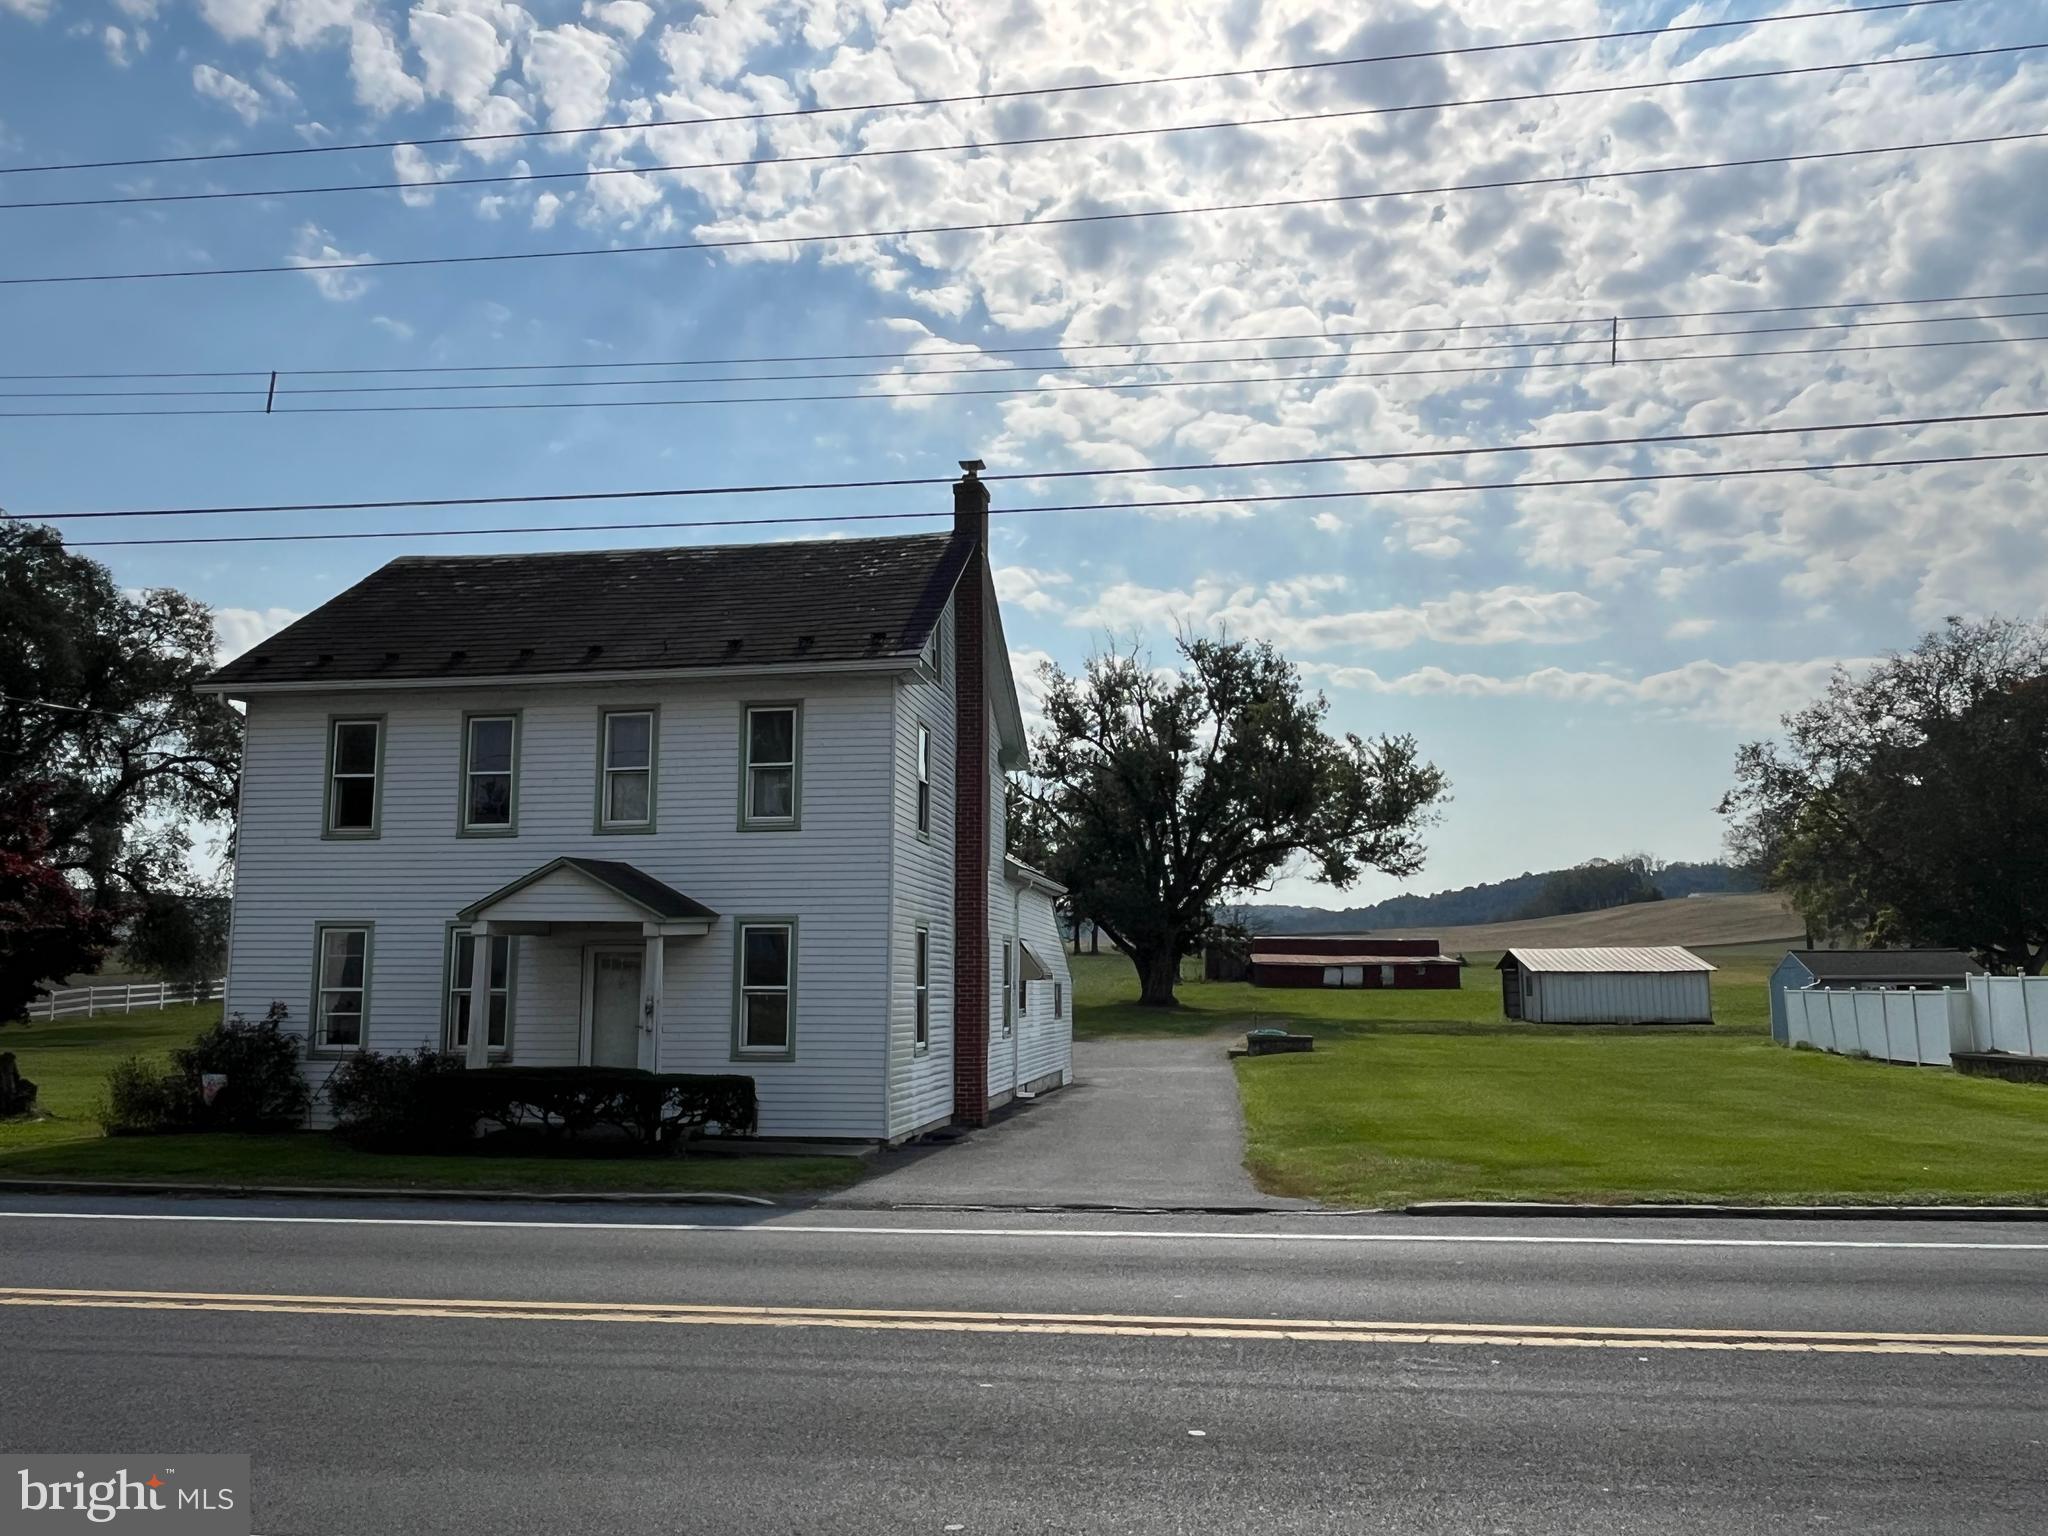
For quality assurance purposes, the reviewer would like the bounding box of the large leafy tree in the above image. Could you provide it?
[0,523,242,1021]
[1025,635,1448,1006]
[1719,616,2048,974]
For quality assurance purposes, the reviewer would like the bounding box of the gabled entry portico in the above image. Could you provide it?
[455,857,717,1070]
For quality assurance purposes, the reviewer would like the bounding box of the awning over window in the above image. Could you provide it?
[1018,941,1052,982]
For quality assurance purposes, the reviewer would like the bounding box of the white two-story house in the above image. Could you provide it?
[202,468,1073,1141]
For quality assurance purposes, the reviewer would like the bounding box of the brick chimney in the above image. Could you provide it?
[951,460,992,1126]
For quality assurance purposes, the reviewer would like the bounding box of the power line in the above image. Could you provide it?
[13,307,2036,401]
[5,129,2037,288]
[6,45,2028,213]
[9,307,2047,402]
[0,0,1971,179]
[23,405,2048,520]
[62,449,2048,548]
[6,330,2043,418]
[12,286,2048,382]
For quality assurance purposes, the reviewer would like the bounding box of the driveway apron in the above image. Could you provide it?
[828,1039,1312,1209]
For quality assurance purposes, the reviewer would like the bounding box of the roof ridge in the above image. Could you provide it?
[387,528,959,565]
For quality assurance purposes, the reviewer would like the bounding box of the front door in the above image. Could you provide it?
[587,947,644,1068]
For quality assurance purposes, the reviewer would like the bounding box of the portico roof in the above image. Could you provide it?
[457,857,718,924]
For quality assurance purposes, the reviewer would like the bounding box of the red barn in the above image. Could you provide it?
[1249,935,1462,990]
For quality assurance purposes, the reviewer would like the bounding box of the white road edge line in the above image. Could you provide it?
[0,1210,2044,1251]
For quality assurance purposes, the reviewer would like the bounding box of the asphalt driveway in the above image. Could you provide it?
[828,1039,1311,1210]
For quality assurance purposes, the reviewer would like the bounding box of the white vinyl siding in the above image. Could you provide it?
[1011,881,1074,1092]
[224,675,894,1137]
[884,593,957,1139]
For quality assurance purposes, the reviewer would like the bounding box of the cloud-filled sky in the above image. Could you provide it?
[1,0,2043,905]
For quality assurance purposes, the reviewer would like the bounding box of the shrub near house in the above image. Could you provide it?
[100,1004,310,1135]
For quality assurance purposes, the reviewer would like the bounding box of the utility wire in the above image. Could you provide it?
[5,129,2037,288]
[12,307,2039,401]
[24,405,2048,520]
[63,449,2048,549]
[6,330,2043,418]
[13,285,2048,382]
[4,45,2028,213]
[0,0,1971,178]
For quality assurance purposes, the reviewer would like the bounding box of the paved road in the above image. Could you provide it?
[838,1038,1306,1209]
[4,1197,2046,1534]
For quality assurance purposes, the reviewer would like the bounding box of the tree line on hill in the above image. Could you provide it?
[1232,858,1757,935]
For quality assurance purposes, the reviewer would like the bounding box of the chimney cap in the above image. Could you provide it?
[958,458,986,475]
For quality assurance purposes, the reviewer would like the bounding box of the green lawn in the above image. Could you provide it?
[0,1005,863,1198]
[1073,943,2048,1206]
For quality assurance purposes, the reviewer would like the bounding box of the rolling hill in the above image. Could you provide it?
[1375,892,1804,955]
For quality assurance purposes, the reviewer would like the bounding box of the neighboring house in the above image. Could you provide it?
[1768,949,1987,1044]
[1497,946,1715,1024]
[1248,935,1461,990]
[201,468,1074,1141]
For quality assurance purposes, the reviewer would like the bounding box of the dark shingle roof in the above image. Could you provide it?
[209,532,973,688]
[457,857,716,922]
[1786,949,1987,982]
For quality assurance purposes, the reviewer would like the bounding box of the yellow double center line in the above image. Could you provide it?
[6,1285,2048,1356]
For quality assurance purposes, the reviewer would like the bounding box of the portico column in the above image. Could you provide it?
[641,924,666,1072]
[465,920,494,1068]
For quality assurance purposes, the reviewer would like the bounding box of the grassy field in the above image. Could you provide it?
[1073,943,1782,1039]
[1073,944,2048,1206]
[1376,891,1803,954]
[0,1005,862,1197]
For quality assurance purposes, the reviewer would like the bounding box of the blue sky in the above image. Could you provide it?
[2,0,2044,905]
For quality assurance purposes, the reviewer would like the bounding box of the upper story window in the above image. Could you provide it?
[915,723,932,836]
[462,714,518,833]
[599,709,656,832]
[326,718,383,837]
[742,704,800,828]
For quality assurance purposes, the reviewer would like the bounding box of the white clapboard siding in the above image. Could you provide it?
[1012,882,1074,1091]
[885,596,959,1140]
[225,673,896,1138]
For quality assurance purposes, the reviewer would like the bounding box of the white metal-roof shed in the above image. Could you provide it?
[1497,946,1716,1025]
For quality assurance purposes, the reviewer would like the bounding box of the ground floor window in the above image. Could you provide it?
[1053,981,1063,1019]
[446,929,513,1054]
[313,924,371,1050]
[737,921,794,1056]
[913,927,930,1052]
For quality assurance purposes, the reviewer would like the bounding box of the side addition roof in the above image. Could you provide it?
[1498,946,1716,974]
[206,531,975,691]
[1785,949,1987,982]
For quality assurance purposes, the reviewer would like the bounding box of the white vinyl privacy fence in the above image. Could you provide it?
[25,978,225,1022]
[1781,975,2048,1066]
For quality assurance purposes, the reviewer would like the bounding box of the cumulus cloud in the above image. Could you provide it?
[192,63,267,124]
[1065,575,1604,651]
[214,607,304,662]
[349,18,425,115]
[287,222,375,301]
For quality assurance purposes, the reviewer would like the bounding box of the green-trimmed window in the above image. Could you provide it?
[601,710,654,828]
[327,719,381,834]
[739,923,793,1054]
[314,926,370,1049]
[446,929,513,1055]
[915,723,932,836]
[913,927,930,1052]
[463,715,517,831]
[744,705,798,825]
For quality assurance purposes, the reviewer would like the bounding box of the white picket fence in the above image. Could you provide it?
[25,977,225,1022]
[1782,975,2048,1067]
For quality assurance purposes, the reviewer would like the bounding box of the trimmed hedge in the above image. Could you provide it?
[326,1054,758,1154]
